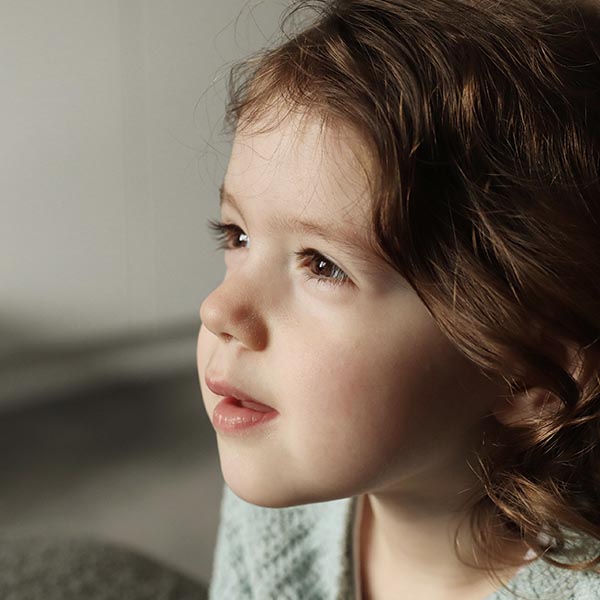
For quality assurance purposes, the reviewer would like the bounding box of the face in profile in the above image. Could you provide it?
[197,109,506,508]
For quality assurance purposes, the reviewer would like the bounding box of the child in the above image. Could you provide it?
[197,0,600,598]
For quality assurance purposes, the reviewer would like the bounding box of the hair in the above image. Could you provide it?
[222,0,600,576]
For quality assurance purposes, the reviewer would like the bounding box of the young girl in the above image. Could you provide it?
[196,0,600,598]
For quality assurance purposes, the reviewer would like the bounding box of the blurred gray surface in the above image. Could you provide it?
[0,371,222,585]
[0,534,209,599]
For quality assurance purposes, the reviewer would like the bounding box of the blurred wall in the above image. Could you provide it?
[0,0,284,407]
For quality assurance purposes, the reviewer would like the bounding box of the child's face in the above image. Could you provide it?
[197,110,505,507]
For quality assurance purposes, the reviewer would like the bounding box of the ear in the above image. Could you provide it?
[491,339,596,427]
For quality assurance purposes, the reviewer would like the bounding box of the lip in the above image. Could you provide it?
[205,377,279,435]
[212,397,279,433]
[205,377,276,412]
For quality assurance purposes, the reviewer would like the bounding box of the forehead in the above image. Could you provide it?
[224,111,373,231]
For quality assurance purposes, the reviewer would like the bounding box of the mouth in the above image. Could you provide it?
[205,377,276,413]
[234,398,274,413]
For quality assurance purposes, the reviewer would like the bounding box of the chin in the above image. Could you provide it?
[224,474,304,508]
[223,467,347,509]
[220,462,314,509]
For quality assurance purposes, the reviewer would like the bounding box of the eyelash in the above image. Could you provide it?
[208,219,249,250]
[207,219,350,288]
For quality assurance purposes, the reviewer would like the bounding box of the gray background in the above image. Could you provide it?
[1,0,285,586]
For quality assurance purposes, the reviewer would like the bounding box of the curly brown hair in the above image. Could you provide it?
[221,0,600,575]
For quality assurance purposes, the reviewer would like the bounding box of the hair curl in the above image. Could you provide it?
[222,0,600,576]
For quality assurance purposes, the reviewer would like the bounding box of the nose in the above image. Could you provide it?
[199,273,268,351]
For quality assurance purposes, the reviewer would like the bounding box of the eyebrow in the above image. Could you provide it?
[218,184,377,259]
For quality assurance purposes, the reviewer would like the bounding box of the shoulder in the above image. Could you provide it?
[572,568,600,598]
[547,564,600,600]
[504,555,600,600]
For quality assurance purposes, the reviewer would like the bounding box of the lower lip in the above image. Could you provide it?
[212,397,279,433]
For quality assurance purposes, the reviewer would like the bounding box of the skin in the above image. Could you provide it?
[196,110,527,599]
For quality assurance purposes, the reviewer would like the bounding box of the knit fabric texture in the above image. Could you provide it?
[209,484,600,600]
[0,534,208,600]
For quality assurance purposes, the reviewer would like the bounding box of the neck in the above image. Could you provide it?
[358,484,528,600]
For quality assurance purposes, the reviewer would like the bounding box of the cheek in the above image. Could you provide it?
[277,318,486,466]
[284,323,425,420]
[284,356,421,496]
[279,331,412,464]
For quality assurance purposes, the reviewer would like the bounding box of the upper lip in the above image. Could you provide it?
[205,377,275,411]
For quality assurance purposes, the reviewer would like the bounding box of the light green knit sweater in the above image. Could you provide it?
[209,484,600,600]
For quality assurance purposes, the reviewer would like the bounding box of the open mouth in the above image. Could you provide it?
[211,395,279,433]
[204,377,276,413]
[235,398,275,413]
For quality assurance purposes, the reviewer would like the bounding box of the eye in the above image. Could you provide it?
[207,219,249,250]
[295,249,351,287]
